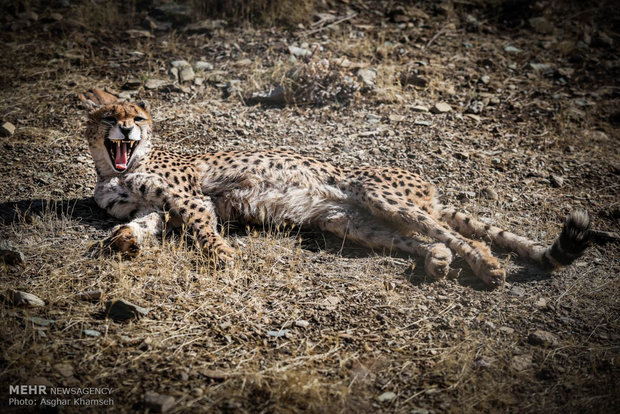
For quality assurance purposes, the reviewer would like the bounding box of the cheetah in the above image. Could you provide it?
[84,100,590,288]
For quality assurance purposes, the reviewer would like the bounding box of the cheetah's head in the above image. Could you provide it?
[86,101,152,175]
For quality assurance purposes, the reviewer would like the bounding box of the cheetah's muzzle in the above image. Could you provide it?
[105,139,139,171]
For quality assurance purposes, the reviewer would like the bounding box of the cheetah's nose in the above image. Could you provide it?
[119,126,133,138]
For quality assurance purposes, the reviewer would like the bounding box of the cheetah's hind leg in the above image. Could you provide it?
[316,209,454,280]
[91,212,165,258]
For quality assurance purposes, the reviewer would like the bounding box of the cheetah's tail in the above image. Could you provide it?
[542,210,591,269]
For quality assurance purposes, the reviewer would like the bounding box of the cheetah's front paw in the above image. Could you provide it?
[100,225,140,257]
[476,259,505,288]
[203,241,236,268]
[424,243,453,280]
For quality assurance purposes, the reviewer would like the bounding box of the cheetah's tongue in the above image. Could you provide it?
[115,142,128,170]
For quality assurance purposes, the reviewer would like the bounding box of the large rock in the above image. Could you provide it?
[105,299,150,321]
[7,290,45,307]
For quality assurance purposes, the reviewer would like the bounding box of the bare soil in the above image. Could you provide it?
[0,1,619,413]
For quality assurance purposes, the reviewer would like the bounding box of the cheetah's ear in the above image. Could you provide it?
[136,101,150,113]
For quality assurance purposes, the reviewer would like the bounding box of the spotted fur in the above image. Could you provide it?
[86,102,591,287]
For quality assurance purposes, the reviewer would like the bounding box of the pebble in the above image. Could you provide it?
[481,187,498,200]
[83,329,101,337]
[511,354,533,371]
[76,290,102,301]
[509,286,525,297]
[246,86,286,106]
[199,368,229,380]
[431,102,452,113]
[0,121,16,137]
[534,298,548,308]
[550,174,564,188]
[294,320,310,328]
[414,119,432,126]
[28,316,55,326]
[235,58,253,67]
[504,45,522,53]
[357,68,377,87]
[267,329,291,337]
[195,61,213,71]
[377,391,396,402]
[144,391,175,413]
[480,75,490,84]
[499,326,515,335]
[179,66,195,82]
[289,45,312,57]
[8,290,45,307]
[528,329,559,347]
[0,241,24,266]
[410,105,429,113]
[169,67,179,81]
[171,60,190,68]
[54,363,74,377]
[145,79,171,90]
[104,299,150,321]
[530,63,554,73]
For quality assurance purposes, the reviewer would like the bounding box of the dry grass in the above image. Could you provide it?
[1,0,619,413]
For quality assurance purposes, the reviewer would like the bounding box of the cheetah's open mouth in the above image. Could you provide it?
[105,139,139,172]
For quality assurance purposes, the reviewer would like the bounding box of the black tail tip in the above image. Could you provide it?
[549,210,591,266]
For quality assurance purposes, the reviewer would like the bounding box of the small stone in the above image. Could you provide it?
[509,286,525,297]
[50,13,63,22]
[431,102,452,114]
[171,60,190,68]
[357,68,377,87]
[528,329,559,347]
[8,290,45,307]
[474,356,492,368]
[195,61,213,71]
[246,86,287,106]
[389,114,405,122]
[499,326,515,335]
[481,187,498,200]
[184,19,226,34]
[76,290,102,301]
[144,391,175,413]
[294,320,310,328]
[118,91,136,100]
[511,354,533,371]
[145,79,171,90]
[529,17,554,34]
[267,329,291,338]
[27,316,55,326]
[377,391,396,402]
[122,79,142,89]
[235,58,253,67]
[410,105,429,113]
[199,368,229,380]
[125,29,153,38]
[179,66,195,82]
[550,174,564,188]
[289,45,312,57]
[504,45,521,53]
[104,299,150,321]
[0,122,16,137]
[54,363,74,377]
[194,77,204,86]
[453,151,470,160]
[414,120,432,126]
[480,75,490,84]
[0,241,23,265]
[83,329,101,337]
[534,298,548,308]
[169,67,179,81]
[465,113,481,122]
[530,63,554,74]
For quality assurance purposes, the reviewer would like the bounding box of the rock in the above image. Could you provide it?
[511,354,533,371]
[7,290,44,307]
[529,63,554,74]
[377,391,396,402]
[474,356,492,368]
[295,319,310,328]
[410,105,429,113]
[389,114,406,122]
[414,120,432,126]
[528,329,559,347]
[195,61,214,71]
[465,113,481,122]
[235,58,253,67]
[194,77,204,86]
[76,290,102,301]
[401,73,428,87]
[481,187,498,200]
[289,45,312,57]
[54,363,74,377]
[431,102,452,114]
[480,75,490,85]
[27,316,55,326]
[199,368,229,380]
[0,121,15,137]
[118,91,137,100]
[267,329,290,338]
[467,100,484,114]
[184,19,226,34]
[0,241,24,265]
[453,151,470,160]
[145,79,171,90]
[125,29,152,38]
[171,60,190,68]
[179,66,195,82]
[529,17,554,34]
[550,174,564,188]
[499,326,515,335]
[122,79,142,90]
[144,391,175,413]
[83,329,101,337]
[504,45,521,53]
[509,286,525,297]
[357,68,377,87]
[169,67,179,81]
[246,86,287,106]
[104,299,150,321]
[534,298,548,308]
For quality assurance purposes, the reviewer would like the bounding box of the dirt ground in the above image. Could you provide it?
[0,1,619,413]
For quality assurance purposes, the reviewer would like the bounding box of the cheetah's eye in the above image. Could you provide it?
[134,116,146,122]
[102,116,116,124]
